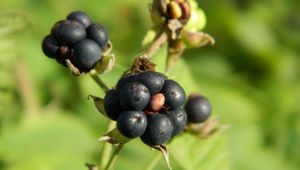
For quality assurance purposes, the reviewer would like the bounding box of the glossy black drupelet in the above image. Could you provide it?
[54,20,86,45]
[185,95,212,123]
[164,108,187,136]
[140,114,173,145]
[119,82,150,111]
[51,20,64,35]
[86,23,109,50]
[161,80,186,109]
[104,89,122,120]
[136,71,166,95]
[72,39,102,71]
[117,111,147,138]
[116,73,136,90]
[67,11,92,28]
[42,35,59,58]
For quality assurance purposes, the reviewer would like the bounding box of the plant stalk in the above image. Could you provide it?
[90,71,110,93]
[100,120,116,169]
[104,144,124,170]
[145,22,168,58]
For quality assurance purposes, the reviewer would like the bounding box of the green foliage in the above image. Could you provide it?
[0,0,300,170]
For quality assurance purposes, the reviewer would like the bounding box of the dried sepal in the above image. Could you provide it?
[102,41,113,56]
[131,55,156,74]
[88,95,108,118]
[94,53,115,74]
[153,145,172,170]
[167,19,183,39]
[66,59,82,76]
[186,117,229,139]
[93,41,115,74]
[183,31,215,48]
[99,127,131,145]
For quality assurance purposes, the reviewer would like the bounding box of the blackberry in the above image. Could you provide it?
[116,73,136,90]
[141,114,173,145]
[42,35,59,58]
[104,89,122,120]
[67,11,92,28]
[185,94,212,123]
[54,20,86,45]
[72,39,102,72]
[164,108,187,136]
[86,23,109,50]
[119,82,150,111]
[117,111,147,138]
[161,79,186,109]
[136,71,166,95]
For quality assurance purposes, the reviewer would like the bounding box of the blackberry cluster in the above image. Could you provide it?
[42,11,109,73]
[185,93,212,123]
[104,71,187,145]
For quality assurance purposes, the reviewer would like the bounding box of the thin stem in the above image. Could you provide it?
[104,144,124,170]
[145,22,168,58]
[145,153,161,170]
[90,71,110,93]
[100,120,116,169]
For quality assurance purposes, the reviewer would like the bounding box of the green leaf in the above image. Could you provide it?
[0,114,96,170]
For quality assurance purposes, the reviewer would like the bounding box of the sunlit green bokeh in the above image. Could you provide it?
[0,0,300,170]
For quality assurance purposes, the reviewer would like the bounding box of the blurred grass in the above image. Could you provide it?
[0,0,300,170]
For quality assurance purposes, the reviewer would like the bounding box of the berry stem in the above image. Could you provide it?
[90,71,110,93]
[166,39,184,72]
[145,22,168,58]
[100,120,115,169]
[104,144,124,170]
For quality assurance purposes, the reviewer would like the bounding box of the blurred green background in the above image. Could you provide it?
[1,0,300,169]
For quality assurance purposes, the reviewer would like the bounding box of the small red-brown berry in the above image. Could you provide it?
[180,2,191,20]
[149,93,165,112]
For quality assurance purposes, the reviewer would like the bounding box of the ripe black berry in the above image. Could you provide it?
[164,108,187,136]
[67,11,92,28]
[51,20,64,35]
[136,71,166,95]
[54,20,86,45]
[117,111,147,138]
[104,89,122,120]
[116,73,136,90]
[72,39,102,71]
[42,35,59,58]
[185,94,212,123]
[119,82,150,111]
[86,23,109,50]
[161,80,186,109]
[140,114,173,145]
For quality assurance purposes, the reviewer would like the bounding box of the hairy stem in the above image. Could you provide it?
[90,70,110,93]
[104,144,124,170]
